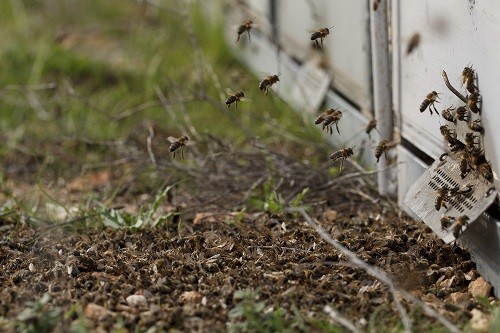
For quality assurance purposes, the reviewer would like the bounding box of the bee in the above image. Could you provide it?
[310,26,334,48]
[406,33,421,55]
[440,216,455,231]
[468,147,486,170]
[435,187,451,211]
[374,139,396,163]
[468,119,483,133]
[467,92,481,113]
[451,183,474,196]
[329,147,354,172]
[455,106,469,122]
[453,215,470,239]
[315,108,343,135]
[478,162,493,183]
[225,89,245,109]
[168,135,190,159]
[461,66,477,94]
[259,74,280,96]
[440,125,456,140]
[236,19,253,43]
[459,152,469,179]
[441,107,456,123]
[419,91,440,115]
[365,119,377,137]
[465,132,477,151]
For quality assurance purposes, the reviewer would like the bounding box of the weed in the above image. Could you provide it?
[16,294,62,333]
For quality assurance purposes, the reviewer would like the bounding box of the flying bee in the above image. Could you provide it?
[406,32,421,55]
[455,106,469,122]
[440,216,455,231]
[329,147,354,172]
[167,135,192,159]
[225,89,246,109]
[435,187,450,211]
[365,119,377,137]
[467,92,481,113]
[478,162,493,183]
[259,74,280,96]
[236,19,253,43]
[453,215,470,239]
[419,91,441,115]
[315,108,343,135]
[441,107,456,123]
[468,119,484,133]
[310,26,334,48]
[461,66,477,94]
[374,139,396,163]
[459,151,469,179]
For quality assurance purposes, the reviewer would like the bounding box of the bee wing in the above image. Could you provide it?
[240,97,252,102]
[185,140,196,146]
[167,136,177,143]
[225,88,235,95]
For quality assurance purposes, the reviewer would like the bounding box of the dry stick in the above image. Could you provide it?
[147,126,157,168]
[442,70,467,103]
[288,207,462,333]
[323,305,361,333]
[114,100,162,120]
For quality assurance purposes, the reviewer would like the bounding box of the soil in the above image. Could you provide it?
[0,139,496,332]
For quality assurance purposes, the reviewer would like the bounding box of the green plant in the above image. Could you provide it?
[16,294,62,333]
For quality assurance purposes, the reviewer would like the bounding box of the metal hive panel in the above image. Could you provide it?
[403,153,497,244]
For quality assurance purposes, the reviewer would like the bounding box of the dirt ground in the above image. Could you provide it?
[0,139,497,332]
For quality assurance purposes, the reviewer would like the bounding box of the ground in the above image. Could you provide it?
[0,1,498,332]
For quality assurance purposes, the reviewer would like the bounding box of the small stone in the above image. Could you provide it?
[126,294,148,307]
[179,291,202,304]
[469,309,489,333]
[468,277,492,298]
[322,210,338,222]
[28,263,35,272]
[84,303,113,320]
[447,292,469,305]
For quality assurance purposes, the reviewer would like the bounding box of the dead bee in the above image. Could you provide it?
[168,135,190,159]
[451,183,474,196]
[406,33,421,55]
[225,89,246,109]
[329,147,354,172]
[365,119,377,137]
[460,151,469,179]
[374,139,396,163]
[440,216,455,231]
[441,107,456,123]
[310,26,334,48]
[461,66,477,94]
[315,108,343,135]
[455,106,469,122]
[478,162,493,183]
[468,119,484,133]
[453,215,470,239]
[467,92,481,113]
[236,19,253,43]
[259,74,280,96]
[419,91,440,115]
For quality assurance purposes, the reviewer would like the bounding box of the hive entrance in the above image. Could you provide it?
[404,152,497,243]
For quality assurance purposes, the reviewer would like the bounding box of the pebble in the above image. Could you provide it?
[468,277,492,298]
[469,309,489,333]
[447,292,469,305]
[84,303,113,320]
[322,210,338,222]
[126,294,148,307]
